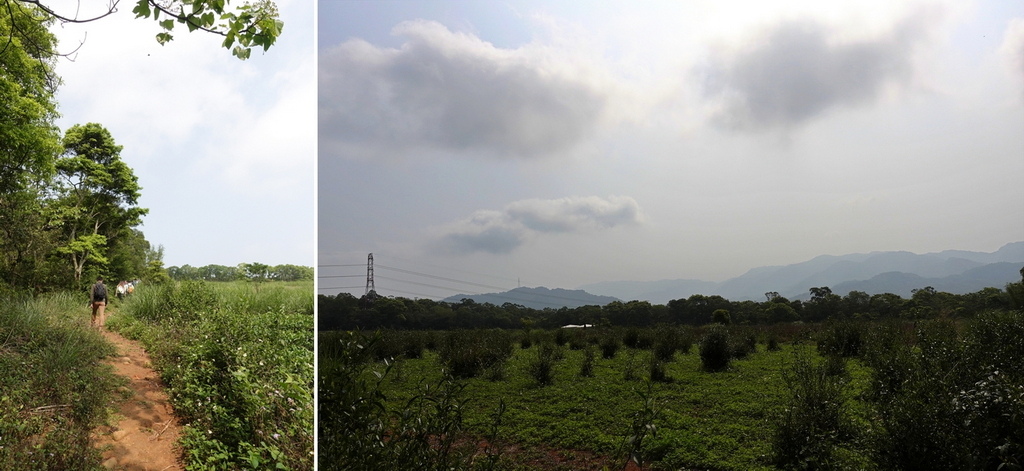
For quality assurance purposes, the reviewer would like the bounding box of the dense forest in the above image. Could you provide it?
[319,269,1024,330]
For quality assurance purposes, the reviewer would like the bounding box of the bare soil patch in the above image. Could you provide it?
[92,329,183,471]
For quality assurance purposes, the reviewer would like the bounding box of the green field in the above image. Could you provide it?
[320,316,1023,470]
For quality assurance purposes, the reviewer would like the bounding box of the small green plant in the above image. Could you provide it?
[621,381,662,469]
[647,354,670,383]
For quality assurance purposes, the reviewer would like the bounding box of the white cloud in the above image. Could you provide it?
[436,195,643,254]
[319,19,610,160]
[700,7,944,131]
[1001,17,1024,98]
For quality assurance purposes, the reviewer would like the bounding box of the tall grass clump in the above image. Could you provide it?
[0,293,120,470]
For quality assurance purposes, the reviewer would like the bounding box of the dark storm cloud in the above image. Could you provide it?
[437,196,643,254]
[704,14,938,131]
[319,20,608,159]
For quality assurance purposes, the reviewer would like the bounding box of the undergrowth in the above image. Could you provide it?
[110,280,313,470]
[0,292,121,470]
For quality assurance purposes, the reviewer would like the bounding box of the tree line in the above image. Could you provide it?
[319,270,1024,330]
[167,263,313,282]
[1,8,165,295]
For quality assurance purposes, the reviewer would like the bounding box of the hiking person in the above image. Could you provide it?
[116,280,127,300]
[91,277,108,328]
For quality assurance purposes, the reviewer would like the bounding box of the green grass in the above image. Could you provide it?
[111,280,313,470]
[374,339,852,470]
[0,292,122,470]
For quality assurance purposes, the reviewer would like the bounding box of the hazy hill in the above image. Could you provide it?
[579,242,1024,303]
[443,286,620,310]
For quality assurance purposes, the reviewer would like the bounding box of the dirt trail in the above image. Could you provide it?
[92,329,183,471]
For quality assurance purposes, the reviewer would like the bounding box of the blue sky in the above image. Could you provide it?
[317,0,1024,299]
[49,0,315,269]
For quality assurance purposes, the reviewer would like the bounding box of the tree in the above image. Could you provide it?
[272,264,313,281]
[765,302,799,323]
[144,244,170,283]
[241,262,270,282]
[805,286,840,321]
[0,0,60,195]
[51,123,147,284]
[6,0,283,60]
[0,1,62,290]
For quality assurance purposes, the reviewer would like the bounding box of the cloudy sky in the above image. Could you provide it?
[318,0,1024,299]
[50,0,314,269]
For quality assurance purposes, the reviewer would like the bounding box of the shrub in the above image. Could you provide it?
[771,352,862,469]
[600,335,621,359]
[653,327,683,362]
[863,313,1024,470]
[817,321,866,358]
[555,328,570,346]
[623,328,641,349]
[648,355,670,383]
[623,350,640,381]
[319,332,474,471]
[528,343,559,386]
[437,330,514,379]
[699,325,732,372]
[579,347,595,378]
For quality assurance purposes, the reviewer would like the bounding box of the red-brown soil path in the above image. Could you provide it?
[92,329,183,471]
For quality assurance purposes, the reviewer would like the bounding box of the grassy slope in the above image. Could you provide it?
[0,293,122,470]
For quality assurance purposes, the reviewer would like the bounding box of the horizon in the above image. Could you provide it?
[319,239,1024,302]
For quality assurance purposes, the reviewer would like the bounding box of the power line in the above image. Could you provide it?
[376,264,512,292]
[314,255,610,307]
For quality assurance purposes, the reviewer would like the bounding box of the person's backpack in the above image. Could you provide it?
[93,283,107,301]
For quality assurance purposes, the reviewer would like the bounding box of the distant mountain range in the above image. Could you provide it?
[581,242,1024,303]
[441,243,1024,308]
[442,287,619,310]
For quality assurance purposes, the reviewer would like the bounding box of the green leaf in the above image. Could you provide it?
[185,16,200,32]
[156,32,173,45]
[132,0,151,18]
[159,19,175,31]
